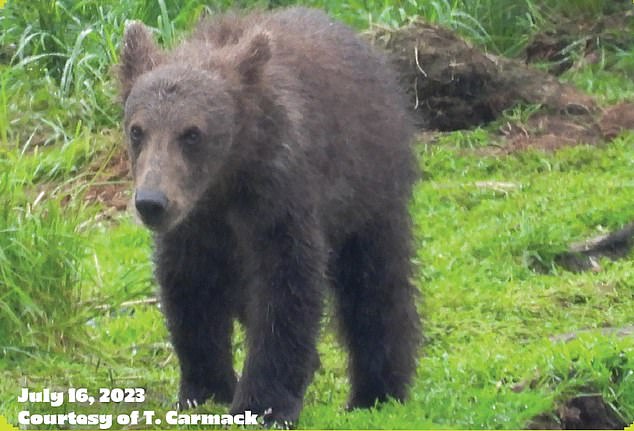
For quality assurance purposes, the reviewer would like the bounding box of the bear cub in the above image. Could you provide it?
[118,6,421,426]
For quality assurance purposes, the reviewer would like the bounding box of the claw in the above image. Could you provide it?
[259,408,295,429]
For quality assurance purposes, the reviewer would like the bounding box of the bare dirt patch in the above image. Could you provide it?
[83,149,131,212]
[495,102,634,154]
[498,111,601,153]
[527,394,627,429]
[600,102,634,139]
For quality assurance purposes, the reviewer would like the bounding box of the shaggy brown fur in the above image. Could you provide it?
[118,7,421,426]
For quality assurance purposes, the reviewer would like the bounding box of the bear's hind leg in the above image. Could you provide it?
[333,216,421,409]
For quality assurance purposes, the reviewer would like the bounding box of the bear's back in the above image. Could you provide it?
[175,8,416,231]
[263,8,416,208]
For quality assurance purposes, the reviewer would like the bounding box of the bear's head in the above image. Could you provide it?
[117,22,271,232]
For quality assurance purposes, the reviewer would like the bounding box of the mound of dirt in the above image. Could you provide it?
[366,21,597,131]
[527,394,627,429]
[366,20,634,152]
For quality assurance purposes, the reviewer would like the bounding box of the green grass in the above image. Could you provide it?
[1,0,629,141]
[1,0,633,428]
[1,134,632,429]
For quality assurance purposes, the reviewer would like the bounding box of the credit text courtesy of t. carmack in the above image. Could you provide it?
[16,388,258,429]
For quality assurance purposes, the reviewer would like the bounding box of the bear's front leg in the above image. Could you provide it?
[230,220,326,427]
[156,233,238,408]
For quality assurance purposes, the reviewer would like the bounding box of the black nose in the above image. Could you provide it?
[135,189,168,226]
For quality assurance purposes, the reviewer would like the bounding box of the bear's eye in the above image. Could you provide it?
[129,125,144,147]
[180,127,202,146]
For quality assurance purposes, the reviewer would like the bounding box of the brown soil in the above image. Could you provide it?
[83,149,131,212]
[527,394,627,429]
[366,21,597,132]
[367,17,634,152]
[600,102,634,139]
[498,112,601,153]
[495,102,634,154]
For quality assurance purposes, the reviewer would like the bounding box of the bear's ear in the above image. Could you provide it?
[236,32,271,85]
[117,21,162,103]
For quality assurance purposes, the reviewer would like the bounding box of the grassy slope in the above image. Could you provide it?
[1,0,633,429]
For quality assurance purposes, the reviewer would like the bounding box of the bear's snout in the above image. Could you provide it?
[135,189,168,228]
